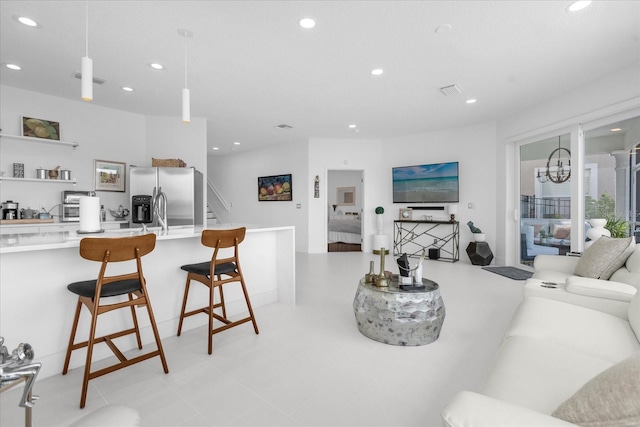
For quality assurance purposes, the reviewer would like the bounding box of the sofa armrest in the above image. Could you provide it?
[566,276,637,302]
[533,255,580,275]
[441,391,576,427]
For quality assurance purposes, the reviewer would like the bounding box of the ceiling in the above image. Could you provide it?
[1,1,639,155]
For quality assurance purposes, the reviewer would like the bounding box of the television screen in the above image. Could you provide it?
[392,161,459,203]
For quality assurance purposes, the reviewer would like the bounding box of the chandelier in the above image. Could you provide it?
[537,136,571,184]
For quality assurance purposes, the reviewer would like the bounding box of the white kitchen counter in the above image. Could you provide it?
[0,223,288,253]
[0,224,295,380]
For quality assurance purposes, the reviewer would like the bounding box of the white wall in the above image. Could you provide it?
[308,138,383,253]
[379,123,498,256]
[304,124,498,257]
[0,86,145,213]
[144,115,207,174]
[328,170,363,215]
[208,141,309,251]
[0,86,207,219]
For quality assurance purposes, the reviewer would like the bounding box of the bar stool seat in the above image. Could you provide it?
[67,278,141,298]
[62,233,169,409]
[177,227,259,354]
[180,261,237,277]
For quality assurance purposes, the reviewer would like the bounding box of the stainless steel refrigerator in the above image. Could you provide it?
[129,166,204,228]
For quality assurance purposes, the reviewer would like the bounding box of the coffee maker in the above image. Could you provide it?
[131,195,153,232]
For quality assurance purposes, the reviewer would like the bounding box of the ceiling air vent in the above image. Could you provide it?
[440,84,462,96]
[275,124,294,130]
[73,72,106,85]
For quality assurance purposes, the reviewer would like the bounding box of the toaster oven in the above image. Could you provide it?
[61,190,95,222]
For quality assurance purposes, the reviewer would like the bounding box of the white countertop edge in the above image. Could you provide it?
[1,224,295,253]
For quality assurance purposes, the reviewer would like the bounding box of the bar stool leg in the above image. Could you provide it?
[143,295,169,374]
[208,284,215,355]
[128,294,143,350]
[177,277,192,336]
[63,300,83,375]
[80,304,100,409]
[240,276,259,334]
[217,277,227,318]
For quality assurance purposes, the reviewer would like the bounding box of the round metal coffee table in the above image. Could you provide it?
[352,277,445,346]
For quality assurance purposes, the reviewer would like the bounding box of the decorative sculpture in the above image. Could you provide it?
[1,336,41,408]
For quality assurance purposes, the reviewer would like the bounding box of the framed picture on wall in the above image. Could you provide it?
[258,174,292,201]
[21,116,60,140]
[94,159,126,192]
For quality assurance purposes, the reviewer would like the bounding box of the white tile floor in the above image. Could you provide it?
[1,252,525,427]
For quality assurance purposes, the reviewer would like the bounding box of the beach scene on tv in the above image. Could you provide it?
[393,162,459,203]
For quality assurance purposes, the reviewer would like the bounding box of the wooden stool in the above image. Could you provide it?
[177,227,259,354]
[62,233,169,408]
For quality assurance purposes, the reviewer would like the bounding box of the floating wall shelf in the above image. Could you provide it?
[0,176,77,185]
[0,133,79,148]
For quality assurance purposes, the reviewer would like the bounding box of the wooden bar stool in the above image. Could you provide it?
[62,233,169,408]
[177,227,259,354]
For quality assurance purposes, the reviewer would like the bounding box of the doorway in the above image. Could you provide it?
[327,170,364,252]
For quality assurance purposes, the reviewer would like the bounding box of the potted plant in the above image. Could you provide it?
[605,215,630,238]
[539,229,548,244]
[467,221,486,242]
[375,206,384,234]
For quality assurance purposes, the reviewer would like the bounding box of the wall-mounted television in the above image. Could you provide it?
[392,161,459,203]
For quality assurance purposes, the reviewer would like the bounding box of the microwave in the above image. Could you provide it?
[60,191,95,222]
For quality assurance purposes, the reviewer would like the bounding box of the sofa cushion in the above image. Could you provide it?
[552,352,640,427]
[524,279,632,319]
[504,297,640,363]
[566,277,637,302]
[482,335,612,414]
[575,236,634,280]
[630,292,640,342]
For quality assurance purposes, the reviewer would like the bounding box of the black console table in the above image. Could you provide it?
[394,220,459,262]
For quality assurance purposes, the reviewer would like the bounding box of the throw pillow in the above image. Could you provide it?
[552,352,640,426]
[574,236,634,280]
[553,224,571,240]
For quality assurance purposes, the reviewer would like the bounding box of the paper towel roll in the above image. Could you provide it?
[79,196,101,232]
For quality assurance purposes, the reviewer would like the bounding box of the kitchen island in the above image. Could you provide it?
[0,224,295,380]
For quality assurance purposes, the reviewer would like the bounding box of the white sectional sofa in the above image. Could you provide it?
[442,237,640,426]
[526,238,640,318]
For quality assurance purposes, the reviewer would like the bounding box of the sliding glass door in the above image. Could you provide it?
[517,115,640,266]
[519,133,572,266]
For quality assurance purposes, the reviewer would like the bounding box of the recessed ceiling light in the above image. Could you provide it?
[121,86,134,92]
[299,18,316,29]
[567,1,591,12]
[611,128,622,132]
[16,16,39,27]
[348,124,357,129]
[5,63,21,71]
[466,99,477,104]
[212,147,219,150]
[148,62,164,70]
[435,24,452,34]
[234,141,241,145]
[371,68,384,76]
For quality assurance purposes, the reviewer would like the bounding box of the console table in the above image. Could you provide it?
[394,220,459,262]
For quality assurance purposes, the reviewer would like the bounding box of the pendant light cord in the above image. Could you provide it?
[85,1,89,57]
[184,32,188,89]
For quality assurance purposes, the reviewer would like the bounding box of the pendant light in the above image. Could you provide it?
[537,136,571,184]
[81,1,93,102]
[178,29,193,123]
